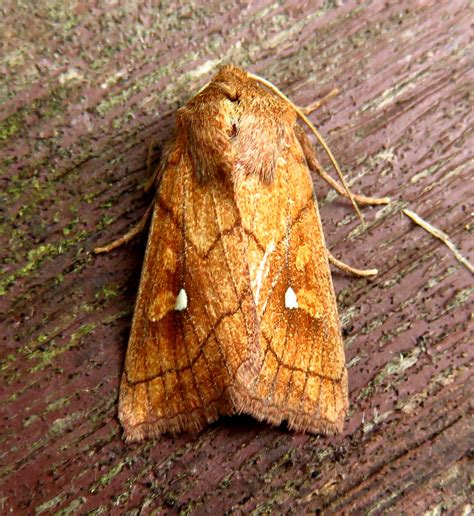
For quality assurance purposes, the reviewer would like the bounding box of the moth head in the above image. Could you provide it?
[213,65,249,87]
[178,65,296,185]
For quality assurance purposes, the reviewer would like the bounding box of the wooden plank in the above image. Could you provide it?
[1,0,472,513]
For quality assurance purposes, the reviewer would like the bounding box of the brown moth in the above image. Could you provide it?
[95,65,389,441]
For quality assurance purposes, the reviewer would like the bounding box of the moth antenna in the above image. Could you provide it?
[195,81,211,96]
[249,73,364,224]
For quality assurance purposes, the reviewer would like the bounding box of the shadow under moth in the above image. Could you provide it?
[95,65,389,442]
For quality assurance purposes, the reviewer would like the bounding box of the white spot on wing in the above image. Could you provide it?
[174,288,188,311]
[285,287,298,309]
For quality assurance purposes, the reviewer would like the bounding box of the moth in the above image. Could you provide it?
[95,65,389,441]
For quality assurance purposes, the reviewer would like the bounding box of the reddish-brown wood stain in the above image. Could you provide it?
[0,1,471,513]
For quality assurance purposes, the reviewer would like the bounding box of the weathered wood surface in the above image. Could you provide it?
[1,1,472,514]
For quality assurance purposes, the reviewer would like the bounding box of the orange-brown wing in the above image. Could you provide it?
[119,151,259,441]
[233,134,348,434]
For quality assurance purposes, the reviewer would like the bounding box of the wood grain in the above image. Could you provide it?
[0,0,472,513]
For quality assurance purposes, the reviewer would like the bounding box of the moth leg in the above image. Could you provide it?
[94,202,154,254]
[144,138,161,192]
[300,88,339,115]
[296,126,390,206]
[328,251,378,277]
